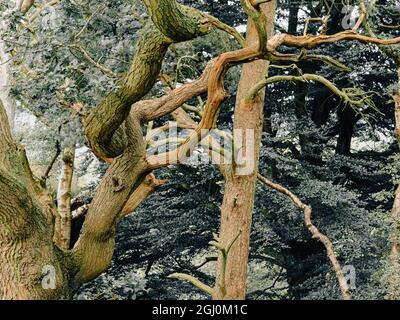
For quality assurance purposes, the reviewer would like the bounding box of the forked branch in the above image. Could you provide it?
[168,231,242,298]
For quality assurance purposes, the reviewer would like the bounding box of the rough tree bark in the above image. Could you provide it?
[1,0,400,300]
[0,0,217,299]
[0,42,14,129]
[54,146,76,250]
[388,63,400,300]
[0,99,73,299]
[214,0,277,300]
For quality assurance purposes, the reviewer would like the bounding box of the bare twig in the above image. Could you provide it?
[74,5,106,40]
[352,0,367,32]
[41,140,61,182]
[66,44,116,78]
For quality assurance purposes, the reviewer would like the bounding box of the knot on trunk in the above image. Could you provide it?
[111,176,124,192]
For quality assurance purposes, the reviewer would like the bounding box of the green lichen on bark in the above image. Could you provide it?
[143,0,211,41]
[84,0,214,159]
[83,23,172,158]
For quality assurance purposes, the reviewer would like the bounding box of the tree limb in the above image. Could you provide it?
[19,0,35,15]
[167,273,214,296]
[83,0,227,159]
[257,173,351,300]
[72,115,149,285]
[246,73,374,109]
[41,140,61,183]
[131,59,215,123]
[267,30,400,52]
[54,145,75,250]
[146,45,261,169]
[119,173,166,219]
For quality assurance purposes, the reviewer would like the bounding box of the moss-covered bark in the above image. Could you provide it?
[83,1,212,159]
[0,0,218,299]
[0,100,74,299]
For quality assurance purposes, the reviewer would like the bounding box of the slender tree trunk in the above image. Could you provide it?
[214,1,276,300]
[388,66,400,299]
[54,146,76,250]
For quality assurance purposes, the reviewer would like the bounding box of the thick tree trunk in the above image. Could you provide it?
[335,106,358,156]
[0,182,73,299]
[0,0,223,299]
[0,100,73,299]
[214,1,276,300]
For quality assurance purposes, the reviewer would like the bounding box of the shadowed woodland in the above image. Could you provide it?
[0,0,400,300]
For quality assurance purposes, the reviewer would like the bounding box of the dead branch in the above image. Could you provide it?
[268,30,400,52]
[72,204,89,220]
[54,145,75,250]
[41,140,61,183]
[257,173,351,300]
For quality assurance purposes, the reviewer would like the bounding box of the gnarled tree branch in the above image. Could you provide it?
[83,1,230,159]
[131,59,215,123]
[72,115,149,285]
